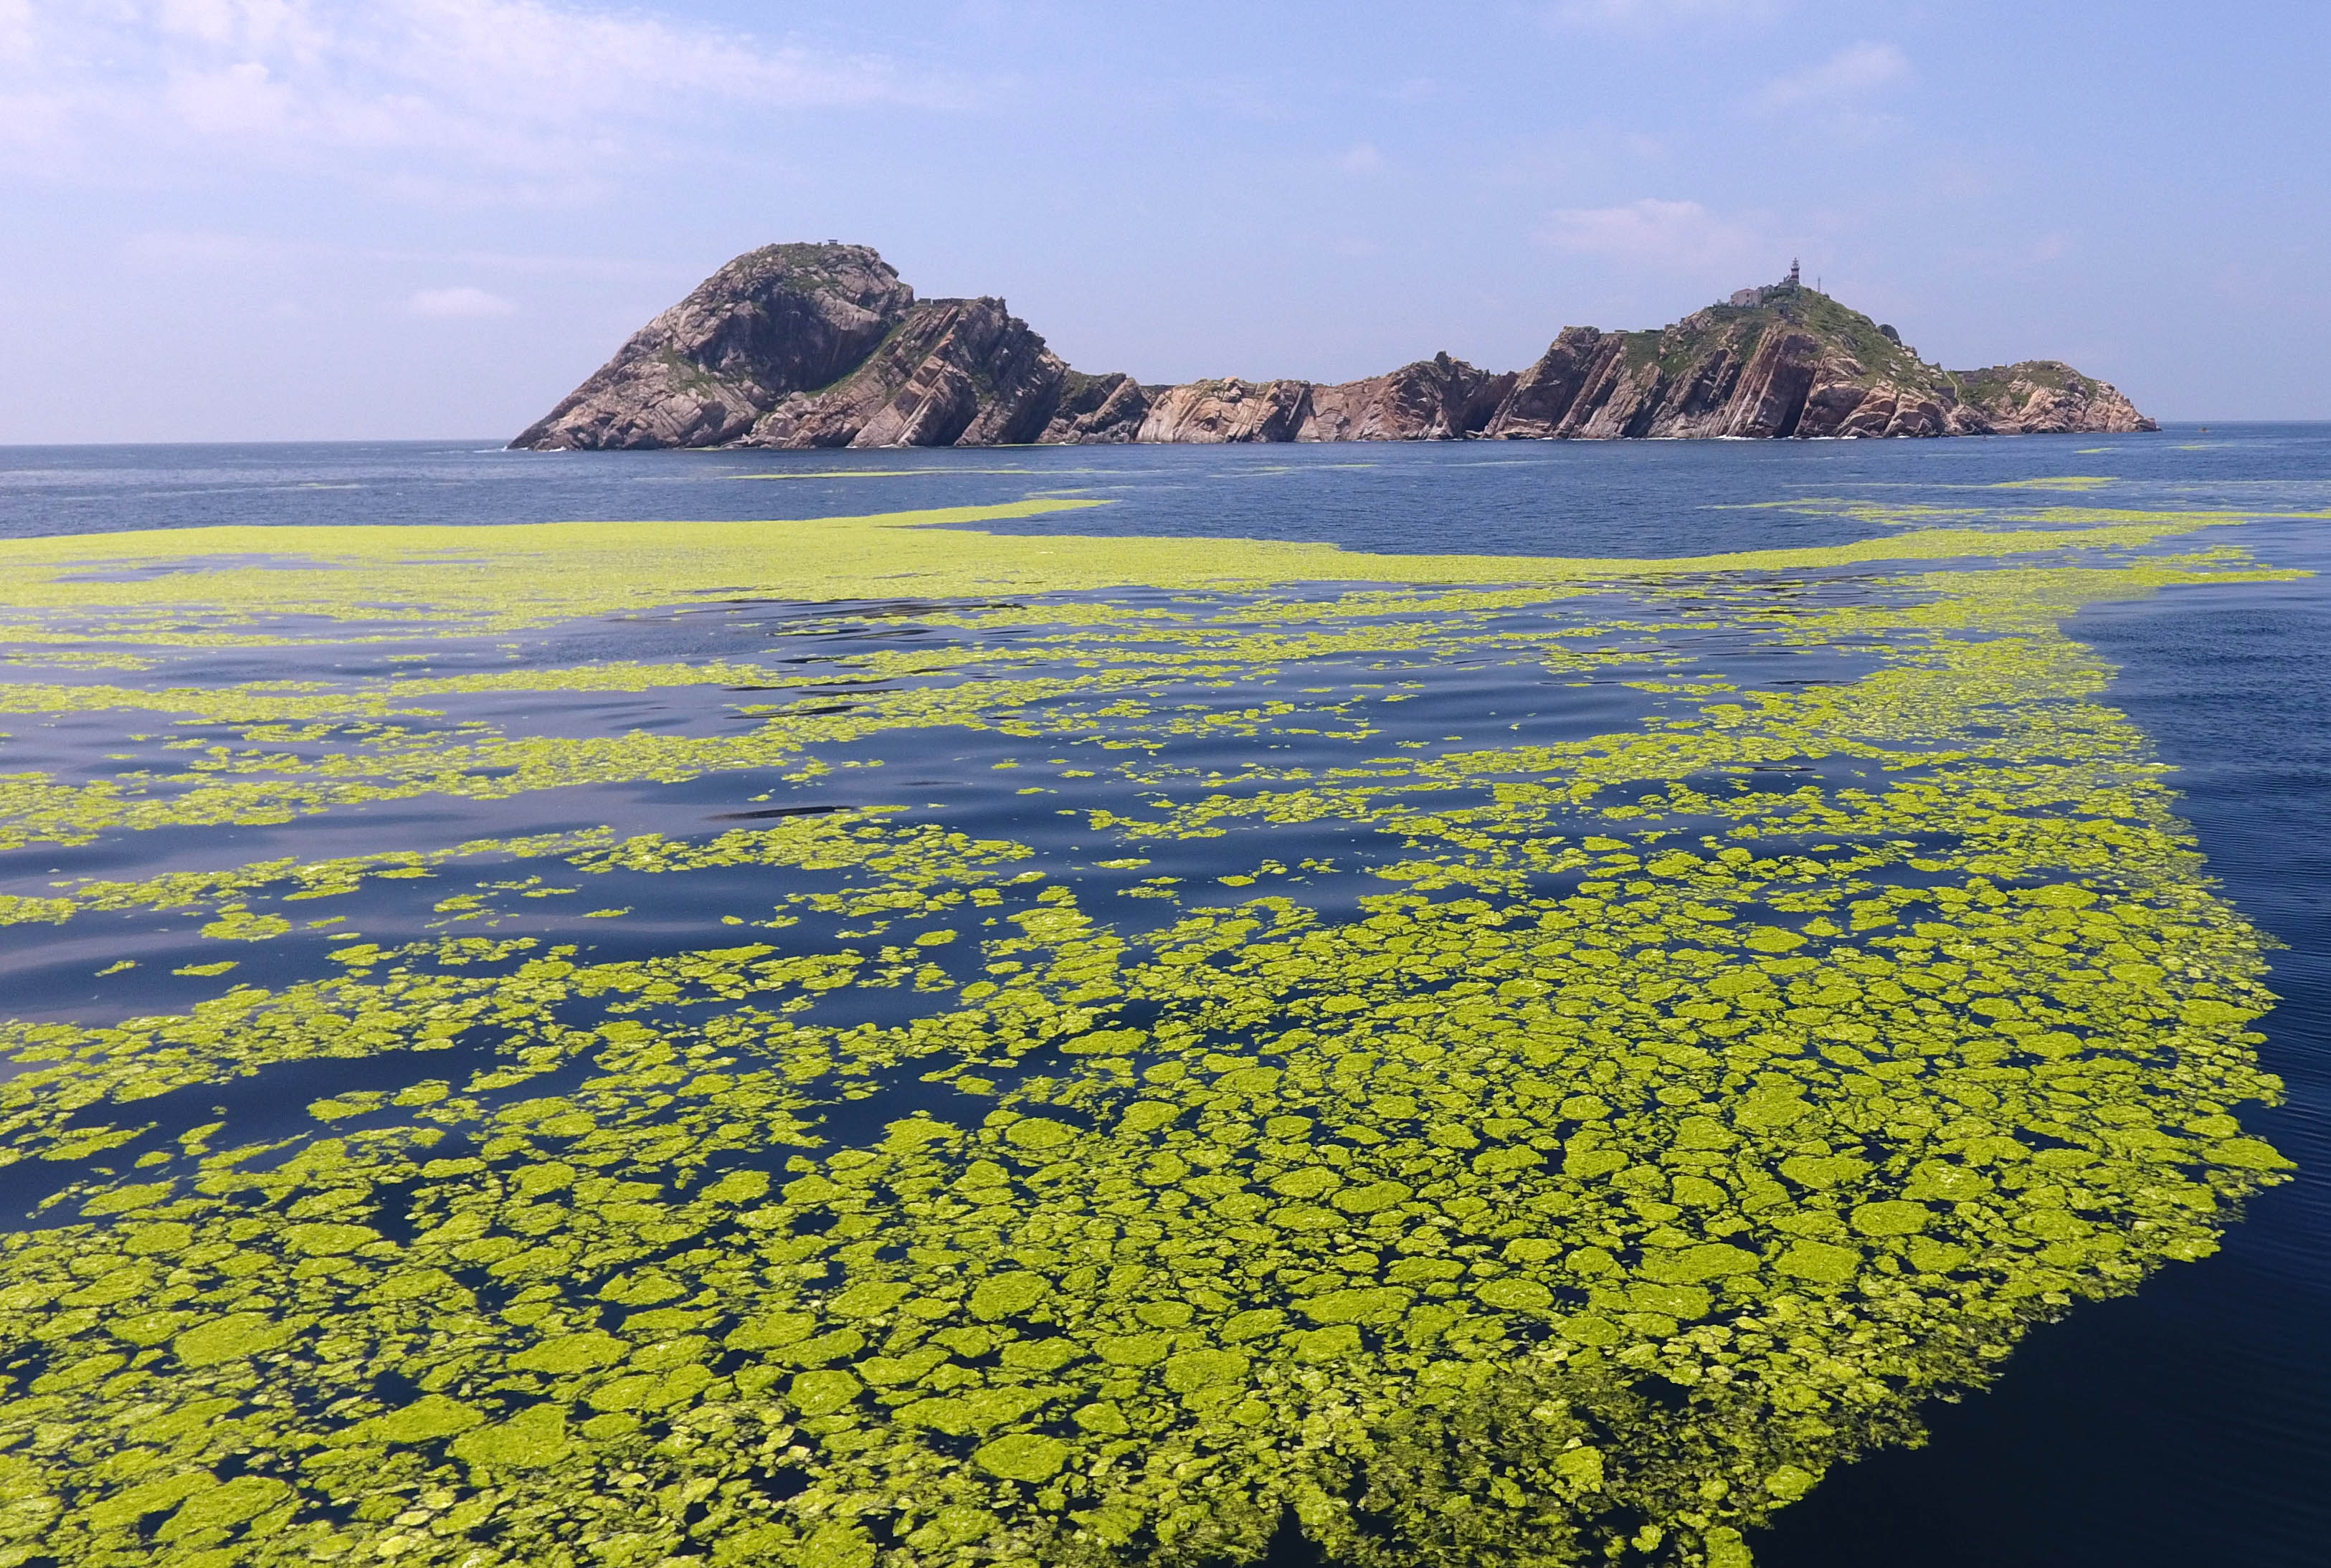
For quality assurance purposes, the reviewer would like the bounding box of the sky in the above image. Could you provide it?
[1,1,2325,442]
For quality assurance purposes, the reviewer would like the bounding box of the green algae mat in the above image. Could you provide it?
[0,500,2303,1568]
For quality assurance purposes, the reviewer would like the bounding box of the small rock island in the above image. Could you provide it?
[513,244,2154,450]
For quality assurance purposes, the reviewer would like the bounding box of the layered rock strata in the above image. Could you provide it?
[1301,353,1519,442]
[748,296,1066,450]
[513,244,2155,450]
[511,244,914,451]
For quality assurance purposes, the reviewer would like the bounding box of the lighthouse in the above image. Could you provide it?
[1786,257,1802,288]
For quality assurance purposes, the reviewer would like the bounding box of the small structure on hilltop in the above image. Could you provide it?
[511,241,2158,449]
[1732,261,1805,308]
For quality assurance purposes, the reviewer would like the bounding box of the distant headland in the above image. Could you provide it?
[512,244,2155,451]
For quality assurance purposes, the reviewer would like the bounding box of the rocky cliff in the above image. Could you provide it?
[511,244,914,450]
[513,244,2155,450]
[1476,287,2154,439]
[1947,360,2158,435]
[747,295,1067,449]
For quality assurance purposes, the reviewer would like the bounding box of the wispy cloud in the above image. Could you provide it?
[1339,141,1386,175]
[1752,41,1910,113]
[1535,197,1762,274]
[407,285,516,319]
[0,0,956,194]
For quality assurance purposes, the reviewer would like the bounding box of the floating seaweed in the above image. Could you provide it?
[0,500,2302,1567]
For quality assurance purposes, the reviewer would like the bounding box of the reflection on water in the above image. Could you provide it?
[0,439,2322,1567]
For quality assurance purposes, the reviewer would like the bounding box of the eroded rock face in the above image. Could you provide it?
[1950,361,2156,434]
[511,247,2157,450]
[1300,353,1516,442]
[745,298,1066,450]
[1483,328,1627,439]
[513,244,914,451]
[1133,379,1314,443]
[1038,372,1154,443]
[1475,291,2155,442]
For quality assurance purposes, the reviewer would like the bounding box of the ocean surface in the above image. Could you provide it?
[0,427,2325,1568]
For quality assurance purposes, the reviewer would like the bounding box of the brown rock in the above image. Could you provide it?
[1701,329,1821,437]
[512,246,2158,450]
[1134,379,1314,443]
[746,297,1065,450]
[1483,328,1628,438]
[1035,371,1154,443]
[512,243,913,450]
[1947,361,2156,434]
[1298,353,1515,440]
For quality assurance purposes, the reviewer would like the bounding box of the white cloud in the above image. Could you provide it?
[165,60,297,136]
[1339,141,1385,174]
[407,285,514,318]
[1754,41,1910,113]
[1535,197,1761,274]
[0,0,953,189]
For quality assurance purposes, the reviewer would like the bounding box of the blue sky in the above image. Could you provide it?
[1,1,2323,440]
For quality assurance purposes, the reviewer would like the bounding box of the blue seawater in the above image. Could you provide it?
[0,427,2325,1567]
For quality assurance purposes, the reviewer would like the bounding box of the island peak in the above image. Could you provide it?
[513,248,2153,450]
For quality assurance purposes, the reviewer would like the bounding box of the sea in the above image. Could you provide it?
[0,429,2325,1567]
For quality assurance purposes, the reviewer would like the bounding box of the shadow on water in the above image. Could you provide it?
[1254,1507,1325,1568]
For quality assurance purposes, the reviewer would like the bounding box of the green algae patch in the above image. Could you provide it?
[450,1405,572,1469]
[346,1394,486,1445]
[171,1312,295,1366]
[1775,1241,1862,1286]
[0,495,2302,646]
[975,1434,1072,1483]
[0,497,2303,1568]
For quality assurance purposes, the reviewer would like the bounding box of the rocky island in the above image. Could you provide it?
[513,244,2154,450]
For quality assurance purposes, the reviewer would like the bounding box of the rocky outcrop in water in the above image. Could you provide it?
[747,295,1066,449]
[1022,354,1516,445]
[1038,371,1153,444]
[511,244,914,450]
[1946,361,2157,435]
[513,244,2155,450]
[1134,379,1312,444]
[1303,353,1518,442]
